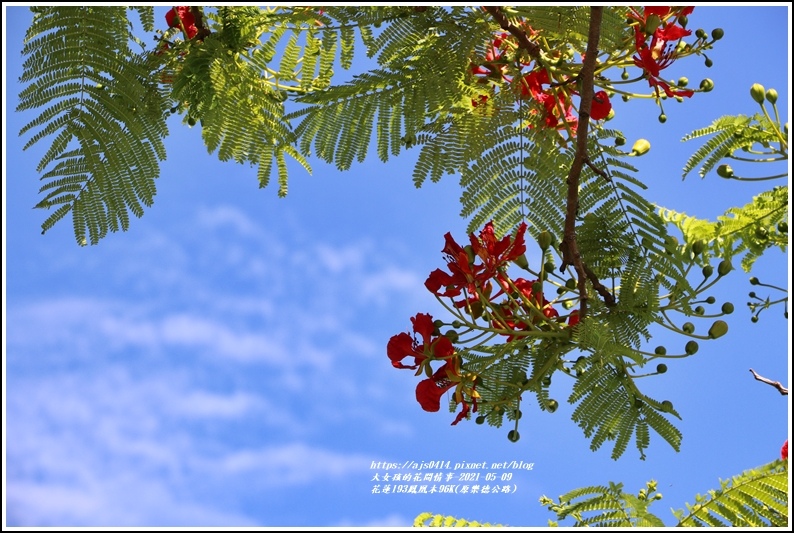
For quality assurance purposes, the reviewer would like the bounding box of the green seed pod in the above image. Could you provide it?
[766,88,778,104]
[546,400,559,413]
[700,79,714,92]
[656,363,668,374]
[654,346,667,355]
[708,320,729,339]
[702,264,714,278]
[507,430,520,442]
[631,139,651,156]
[750,83,766,104]
[717,259,732,277]
[475,415,486,425]
[682,322,695,334]
[685,340,699,355]
[716,164,734,178]
[537,231,553,250]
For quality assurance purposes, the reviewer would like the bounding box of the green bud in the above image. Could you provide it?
[514,253,529,270]
[541,376,552,387]
[678,15,688,28]
[749,291,757,299]
[515,409,523,419]
[702,265,714,278]
[656,363,667,374]
[661,400,674,412]
[750,83,766,104]
[716,164,734,178]
[546,400,559,413]
[717,259,732,277]
[634,398,644,408]
[621,69,630,80]
[694,305,705,315]
[700,79,714,92]
[654,346,667,355]
[444,330,459,343]
[755,227,768,239]
[658,114,667,124]
[187,117,196,126]
[685,340,699,355]
[682,322,695,334]
[708,320,729,339]
[705,296,716,304]
[678,76,689,87]
[751,315,759,323]
[475,415,486,425]
[544,261,555,274]
[463,244,476,264]
[704,57,713,68]
[622,94,631,102]
[749,276,759,285]
[631,139,651,156]
[765,88,778,104]
[691,240,705,256]
[507,430,520,442]
[565,278,577,290]
[537,231,553,251]
[777,221,788,233]
[695,28,707,39]
[615,136,626,146]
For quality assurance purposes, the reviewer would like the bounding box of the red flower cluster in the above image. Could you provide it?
[166,6,198,39]
[425,221,527,307]
[629,6,695,98]
[782,440,788,461]
[387,313,473,424]
[518,69,611,129]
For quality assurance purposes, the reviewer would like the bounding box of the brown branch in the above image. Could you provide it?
[749,368,788,395]
[558,7,605,319]
[190,6,212,41]
[584,157,610,181]
[584,264,616,306]
[483,7,541,59]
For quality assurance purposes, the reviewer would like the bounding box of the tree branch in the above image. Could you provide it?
[483,7,541,59]
[749,368,788,395]
[559,7,614,318]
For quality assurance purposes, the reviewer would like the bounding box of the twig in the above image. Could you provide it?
[749,368,788,395]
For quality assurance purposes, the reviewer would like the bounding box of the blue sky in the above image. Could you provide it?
[3,4,791,528]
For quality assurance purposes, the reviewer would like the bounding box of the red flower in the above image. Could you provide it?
[387,313,454,370]
[415,361,456,412]
[782,440,788,461]
[567,310,580,327]
[165,6,198,39]
[590,91,612,120]
[469,221,528,277]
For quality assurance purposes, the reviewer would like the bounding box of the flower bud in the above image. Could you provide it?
[777,221,788,233]
[507,430,520,442]
[656,363,667,374]
[682,322,695,334]
[615,136,626,146]
[678,76,689,87]
[621,69,629,80]
[685,340,699,355]
[661,400,674,412]
[766,88,778,104]
[631,139,651,156]
[708,320,728,339]
[691,240,705,256]
[658,114,667,124]
[711,28,724,40]
[749,276,759,285]
[513,253,529,270]
[475,415,486,424]
[716,164,734,178]
[705,296,716,304]
[695,28,707,39]
[704,57,713,68]
[546,400,558,413]
[702,265,714,278]
[700,79,714,92]
[717,259,732,277]
[536,231,553,251]
[694,305,705,315]
[654,346,667,355]
[750,83,766,104]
